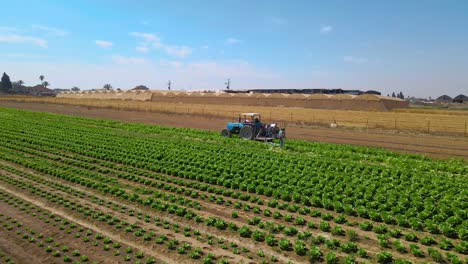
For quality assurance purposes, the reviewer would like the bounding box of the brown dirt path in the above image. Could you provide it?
[0,101,466,159]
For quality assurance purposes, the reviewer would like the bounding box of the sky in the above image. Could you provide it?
[0,0,467,98]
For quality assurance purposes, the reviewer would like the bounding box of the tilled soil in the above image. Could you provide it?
[0,101,467,159]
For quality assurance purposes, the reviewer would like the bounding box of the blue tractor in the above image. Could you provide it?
[221,113,283,142]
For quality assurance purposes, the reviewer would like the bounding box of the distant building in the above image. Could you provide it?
[436,95,452,102]
[225,88,381,95]
[53,88,70,93]
[453,94,468,103]
[29,85,55,96]
[131,85,149,91]
[365,90,381,95]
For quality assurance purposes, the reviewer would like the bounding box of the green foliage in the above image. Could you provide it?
[309,246,322,262]
[238,226,252,238]
[278,238,292,251]
[454,241,467,254]
[340,242,358,253]
[252,230,265,242]
[409,244,425,257]
[331,226,345,236]
[294,240,307,256]
[359,221,373,231]
[325,252,338,264]
[347,230,359,241]
[376,251,393,263]
[319,221,331,232]
[428,247,444,263]
[404,232,418,242]
[0,72,12,93]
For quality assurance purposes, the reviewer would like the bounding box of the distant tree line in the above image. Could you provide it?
[0,72,75,95]
[387,91,405,99]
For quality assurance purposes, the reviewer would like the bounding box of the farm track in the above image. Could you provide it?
[0,101,467,159]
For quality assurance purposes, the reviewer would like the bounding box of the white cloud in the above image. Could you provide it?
[130,32,192,58]
[111,55,148,65]
[320,25,333,34]
[343,56,368,64]
[159,60,183,68]
[163,45,192,58]
[226,38,241,44]
[130,32,160,43]
[95,40,113,48]
[0,34,47,48]
[136,46,149,53]
[32,24,68,36]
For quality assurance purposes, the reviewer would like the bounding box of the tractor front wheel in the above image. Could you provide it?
[221,129,231,138]
[239,126,253,140]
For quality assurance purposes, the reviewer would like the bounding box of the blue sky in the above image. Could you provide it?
[1,0,467,97]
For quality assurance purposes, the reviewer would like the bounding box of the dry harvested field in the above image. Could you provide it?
[2,96,468,136]
[0,100,467,159]
[0,107,467,264]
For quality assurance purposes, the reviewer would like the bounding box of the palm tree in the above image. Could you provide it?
[103,84,112,90]
[71,86,80,92]
[43,81,50,88]
[17,80,24,86]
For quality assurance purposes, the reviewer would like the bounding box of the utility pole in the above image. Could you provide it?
[168,80,171,91]
[225,78,230,90]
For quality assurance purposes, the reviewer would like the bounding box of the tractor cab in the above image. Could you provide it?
[239,113,261,123]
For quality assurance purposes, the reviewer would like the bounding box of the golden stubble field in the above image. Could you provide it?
[1,95,467,136]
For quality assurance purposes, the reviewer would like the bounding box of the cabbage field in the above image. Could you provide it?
[0,107,466,264]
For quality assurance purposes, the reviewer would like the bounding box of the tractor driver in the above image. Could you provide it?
[254,118,262,133]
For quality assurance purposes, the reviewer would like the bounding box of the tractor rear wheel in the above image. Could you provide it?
[239,126,253,140]
[221,129,231,138]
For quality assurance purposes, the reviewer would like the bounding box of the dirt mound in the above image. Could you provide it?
[57,90,409,110]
